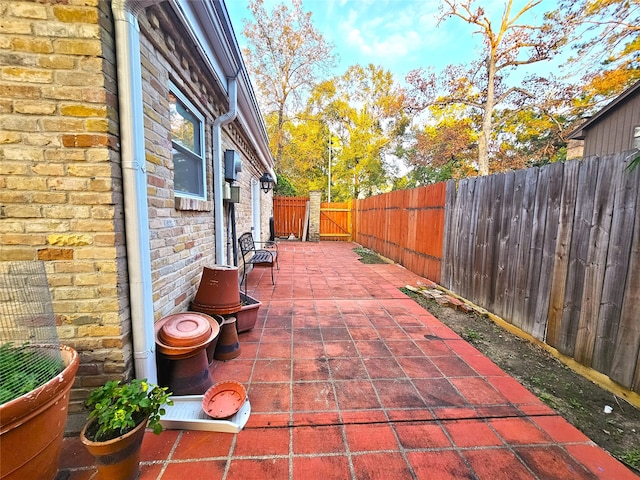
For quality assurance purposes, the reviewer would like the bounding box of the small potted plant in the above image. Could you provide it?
[80,378,173,480]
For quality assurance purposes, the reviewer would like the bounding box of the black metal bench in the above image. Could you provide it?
[238,232,279,293]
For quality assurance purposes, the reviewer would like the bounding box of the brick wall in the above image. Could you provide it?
[138,3,274,314]
[0,0,129,431]
[1,0,273,432]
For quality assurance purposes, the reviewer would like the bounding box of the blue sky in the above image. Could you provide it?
[225,0,558,83]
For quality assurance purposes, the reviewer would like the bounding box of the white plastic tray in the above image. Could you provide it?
[159,395,251,433]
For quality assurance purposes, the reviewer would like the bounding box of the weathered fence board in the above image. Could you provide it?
[547,160,580,348]
[494,171,515,315]
[610,158,640,389]
[574,159,617,366]
[503,170,527,323]
[524,165,550,340]
[593,157,640,374]
[439,151,639,392]
[557,156,599,356]
[441,180,457,288]
[533,162,564,341]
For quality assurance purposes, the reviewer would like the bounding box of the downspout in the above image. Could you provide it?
[112,1,157,383]
[213,75,238,264]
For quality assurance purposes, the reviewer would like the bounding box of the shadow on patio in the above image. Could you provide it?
[58,241,637,479]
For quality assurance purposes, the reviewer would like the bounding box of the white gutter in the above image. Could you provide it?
[213,75,238,264]
[112,0,157,383]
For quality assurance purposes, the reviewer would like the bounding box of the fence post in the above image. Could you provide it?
[308,191,321,242]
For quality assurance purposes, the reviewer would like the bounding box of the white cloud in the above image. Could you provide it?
[336,1,444,74]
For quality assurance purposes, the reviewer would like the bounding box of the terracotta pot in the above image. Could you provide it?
[191,265,242,315]
[155,312,220,395]
[237,293,262,333]
[80,416,148,480]
[214,316,241,361]
[154,312,220,359]
[157,349,213,395]
[205,314,225,365]
[0,345,79,480]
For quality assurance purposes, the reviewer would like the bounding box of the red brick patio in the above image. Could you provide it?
[58,241,638,479]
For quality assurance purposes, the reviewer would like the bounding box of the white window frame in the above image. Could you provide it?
[633,126,640,150]
[170,82,206,200]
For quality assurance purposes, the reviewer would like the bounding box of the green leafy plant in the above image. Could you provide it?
[618,448,640,469]
[84,378,173,442]
[0,343,63,405]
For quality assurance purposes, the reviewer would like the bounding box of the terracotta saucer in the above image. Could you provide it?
[155,312,220,358]
[158,312,212,347]
[202,381,247,419]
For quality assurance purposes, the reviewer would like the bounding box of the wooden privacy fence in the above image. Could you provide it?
[442,151,640,393]
[273,196,308,239]
[272,152,640,393]
[354,183,446,283]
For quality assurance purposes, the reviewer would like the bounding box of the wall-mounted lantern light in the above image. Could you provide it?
[260,172,274,193]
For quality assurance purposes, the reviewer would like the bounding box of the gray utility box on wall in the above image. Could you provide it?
[224,150,242,182]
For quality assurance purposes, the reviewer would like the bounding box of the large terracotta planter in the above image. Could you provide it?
[0,345,79,480]
[237,293,262,333]
[191,265,242,315]
[80,416,148,480]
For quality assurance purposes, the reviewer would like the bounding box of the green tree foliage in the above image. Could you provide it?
[558,0,639,108]
[304,64,408,200]
[240,0,638,190]
[404,104,479,181]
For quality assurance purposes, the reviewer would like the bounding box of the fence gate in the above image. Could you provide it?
[320,201,352,241]
[273,196,308,239]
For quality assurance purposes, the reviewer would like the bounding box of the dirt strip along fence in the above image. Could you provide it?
[354,183,446,283]
[273,196,308,239]
[441,150,640,393]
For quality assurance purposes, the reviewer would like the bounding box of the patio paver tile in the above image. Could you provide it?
[292,456,352,480]
[462,448,536,480]
[58,242,637,480]
[351,452,414,480]
[292,424,346,454]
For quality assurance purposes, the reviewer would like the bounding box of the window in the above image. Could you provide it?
[170,85,206,199]
[634,126,640,150]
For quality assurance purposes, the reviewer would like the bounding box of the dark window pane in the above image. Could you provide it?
[173,148,203,197]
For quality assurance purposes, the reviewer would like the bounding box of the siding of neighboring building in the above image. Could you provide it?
[573,82,640,158]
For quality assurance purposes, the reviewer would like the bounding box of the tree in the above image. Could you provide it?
[241,0,335,166]
[405,103,479,181]
[557,0,639,111]
[306,65,407,200]
[405,0,566,175]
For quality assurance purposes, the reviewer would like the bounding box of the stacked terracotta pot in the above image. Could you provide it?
[155,312,221,396]
[190,265,242,361]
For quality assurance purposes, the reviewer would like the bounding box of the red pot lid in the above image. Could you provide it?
[158,312,212,347]
[154,312,220,358]
[202,381,247,419]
